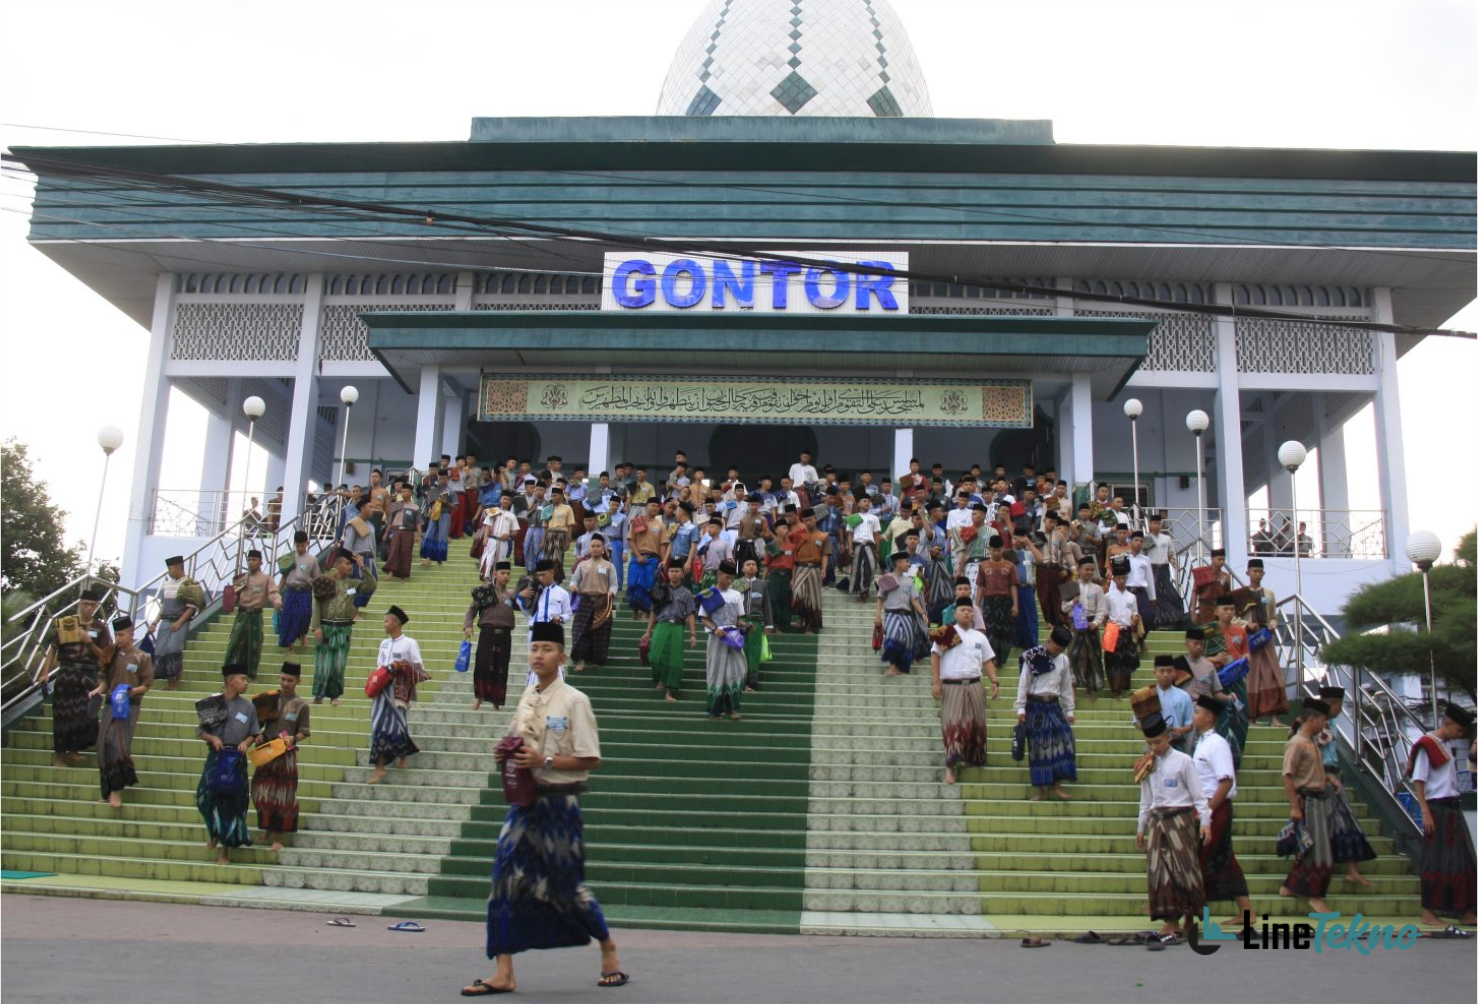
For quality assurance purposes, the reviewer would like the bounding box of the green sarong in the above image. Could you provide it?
[223,608,264,679]
[1217,676,1250,768]
[651,621,687,694]
[766,569,793,631]
[313,621,353,701]
[742,615,765,688]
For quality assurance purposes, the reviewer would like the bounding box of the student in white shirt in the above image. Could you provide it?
[788,452,819,490]
[930,598,1000,786]
[518,559,571,684]
[1410,703,1479,928]
[1014,625,1077,802]
[1191,694,1255,925]
[1135,717,1213,942]
[846,497,882,601]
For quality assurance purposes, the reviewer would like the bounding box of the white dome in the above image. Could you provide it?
[657,0,933,118]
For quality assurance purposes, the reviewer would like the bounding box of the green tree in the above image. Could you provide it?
[1,439,85,598]
[1321,529,1478,702]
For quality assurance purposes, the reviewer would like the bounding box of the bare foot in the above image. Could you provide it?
[217,852,231,866]
[52,756,67,768]
[884,668,902,677]
[396,757,408,770]
[107,793,122,810]
[1031,793,1047,802]
[943,768,956,785]
[1308,898,1330,915]
[270,841,283,852]
[665,693,678,703]
[1279,885,1293,899]
[206,838,218,850]
[66,753,87,765]
[313,697,323,705]
[471,700,482,711]
[1344,870,1375,887]
[331,698,340,707]
[1420,910,1444,927]
[368,769,387,785]
[1053,785,1072,801]
[574,662,585,674]
[729,712,741,721]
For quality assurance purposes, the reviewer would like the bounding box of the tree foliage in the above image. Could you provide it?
[1,439,85,598]
[1321,529,1477,700]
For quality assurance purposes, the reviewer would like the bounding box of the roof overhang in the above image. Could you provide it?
[363,310,1154,401]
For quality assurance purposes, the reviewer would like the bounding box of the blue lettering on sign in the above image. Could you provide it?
[804,266,849,309]
[613,259,655,308]
[711,259,755,309]
[759,260,801,309]
[853,259,900,311]
[661,259,707,308]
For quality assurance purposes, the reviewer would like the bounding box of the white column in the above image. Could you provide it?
[198,409,234,535]
[1211,284,1249,559]
[587,422,611,483]
[413,366,442,469]
[279,275,324,523]
[1312,394,1348,512]
[440,390,464,459]
[1055,388,1074,483]
[1068,374,1095,489]
[122,274,176,587]
[1263,395,1291,512]
[454,271,476,311]
[1371,288,1410,574]
[892,427,914,480]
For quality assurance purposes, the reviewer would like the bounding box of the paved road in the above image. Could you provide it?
[2,896,1475,1004]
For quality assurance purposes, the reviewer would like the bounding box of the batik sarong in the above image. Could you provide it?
[650,620,686,693]
[1068,627,1105,695]
[1104,625,1140,692]
[420,513,450,563]
[941,679,986,769]
[1035,565,1067,629]
[486,790,610,957]
[544,530,570,576]
[626,555,659,614]
[1245,643,1287,720]
[1024,697,1077,787]
[1420,797,1478,920]
[223,608,264,679]
[277,589,313,647]
[705,632,746,717]
[196,749,252,849]
[848,544,876,598]
[791,564,823,632]
[51,660,97,754]
[369,691,420,763]
[313,621,353,701]
[97,701,139,798]
[925,554,955,625]
[251,747,299,833]
[742,615,766,689]
[1284,787,1334,898]
[980,595,1015,665]
[523,527,545,574]
[570,596,613,665]
[1198,800,1249,901]
[1217,679,1250,766]
[152,622,186,681]
[1147,807,1206,920]
[474,626,512,707]
[1328,778,1377,864]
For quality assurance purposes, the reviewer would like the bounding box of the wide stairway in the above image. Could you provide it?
[2,557,1419,935]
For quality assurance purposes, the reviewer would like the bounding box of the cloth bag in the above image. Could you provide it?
[454,640,472,673]
[1247,627,1273,652]
[365,666,393,698]
[496,735,538,808]
[1011,721,1026,761]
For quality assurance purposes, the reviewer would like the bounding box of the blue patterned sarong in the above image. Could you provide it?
[277,588,312,647]
[196,748,252,849]
[627,555,659,613]
[486,791,609,957]
[420,514,449,562]
[1024,698,1078,787]
[369,691,419,764]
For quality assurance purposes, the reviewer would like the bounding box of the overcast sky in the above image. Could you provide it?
[0,0,1476,576]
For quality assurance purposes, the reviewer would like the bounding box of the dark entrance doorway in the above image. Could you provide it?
[708,425,820,483]
[465,420,541,465]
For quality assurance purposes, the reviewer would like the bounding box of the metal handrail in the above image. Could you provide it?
[1,508,337,723]
[1272,592,1433,839]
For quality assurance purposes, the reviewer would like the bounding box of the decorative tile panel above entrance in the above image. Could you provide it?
[479,374,1032,428]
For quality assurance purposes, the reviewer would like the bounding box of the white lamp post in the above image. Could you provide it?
[1123,398,1143,528]
[1406,530,1444,724]
[1185,409,1209,561]
[84,426,125,590]
[238,396,267,573]
[1278,440,1308,688]
[337,385,359,492]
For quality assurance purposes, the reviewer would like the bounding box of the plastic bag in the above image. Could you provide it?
[1101,622,1120,653]
[454,640,472,673]
[760,632,772,663]
[109,683,132,719]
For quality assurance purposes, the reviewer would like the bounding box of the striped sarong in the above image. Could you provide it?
[486,791,609,957]
[369,691,419,764]
[251,747,299,833]
[51,661,97,754]
[791,564,823,632]
[627,554,659,613]
[1024,697,1077,787]
[848,544,876,597]
[570,595,613,665]
[1147,807,1206,920]
[312,621,353,701]
[881,608,926,674]
[196,748,252,849]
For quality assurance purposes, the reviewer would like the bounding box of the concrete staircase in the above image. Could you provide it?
[1,556,1419,935]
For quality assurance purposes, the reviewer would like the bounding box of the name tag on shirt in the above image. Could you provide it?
[285,712,298,723]
[1163,777,1181,788]
[346,586,358,596]
[126,663,138,675]
[546,715,568,732]
[235,711,250,724]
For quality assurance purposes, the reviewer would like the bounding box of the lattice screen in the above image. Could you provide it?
[1235,317,1373,374]
[1074,309,1216,372]
[318,303,455,362]
[170,303,302,361]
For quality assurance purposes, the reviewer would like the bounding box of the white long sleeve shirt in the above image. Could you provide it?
[1193,728,1238,801]
[1127,553,1156,600]
[1014,651,1076,717]
[1105,583,1139,627]
[1137,748,1211,835]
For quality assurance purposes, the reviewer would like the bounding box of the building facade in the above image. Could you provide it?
[15,1,1475,616]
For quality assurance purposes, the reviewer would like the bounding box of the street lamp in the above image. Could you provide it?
[237,396,267,575]
[1123,398,1143,528]
[83,426,125,591]
[1406,530,1444,723]
[1186,409,1209,561]
[337,385,359,492]
[1278,440,1307,688]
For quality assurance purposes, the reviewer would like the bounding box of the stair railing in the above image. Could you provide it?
[1272,592,1431,839]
